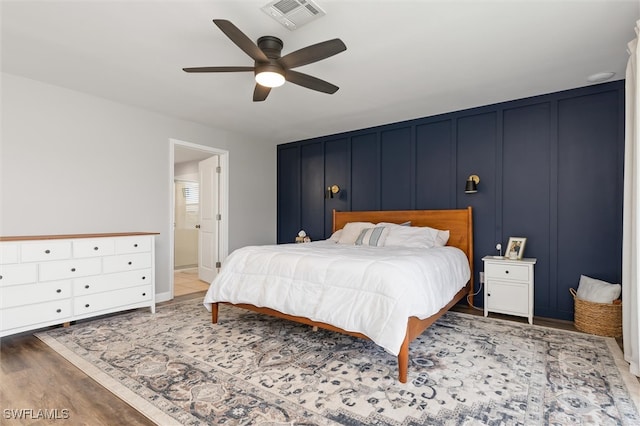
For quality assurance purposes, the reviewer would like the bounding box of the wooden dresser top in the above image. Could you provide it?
[0,232,159,242]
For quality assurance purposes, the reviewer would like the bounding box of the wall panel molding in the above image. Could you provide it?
[277,81,624,321]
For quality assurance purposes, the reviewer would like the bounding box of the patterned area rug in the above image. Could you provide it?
[36,299,640,425]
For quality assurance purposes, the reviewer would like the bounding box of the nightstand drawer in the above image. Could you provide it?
[485,263,529,281]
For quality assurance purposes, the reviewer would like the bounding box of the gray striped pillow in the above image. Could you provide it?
[355,226,389,246]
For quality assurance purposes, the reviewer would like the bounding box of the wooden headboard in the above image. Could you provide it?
[332,207,474,300]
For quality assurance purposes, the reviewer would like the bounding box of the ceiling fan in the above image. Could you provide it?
[183,19,347,102]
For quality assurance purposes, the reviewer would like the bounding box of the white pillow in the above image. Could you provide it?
[328,229,342,242]
[435,230,450,246]
[337,222,375,244]
[384,225,450,248]
[355,226,389,246]
[377,221,411,227]
[576,275,621,304]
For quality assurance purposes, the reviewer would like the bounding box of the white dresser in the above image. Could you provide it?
[482,256,537,324]
[0,232,157,337]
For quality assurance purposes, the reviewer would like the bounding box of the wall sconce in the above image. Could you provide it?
[465,175,480,194]
[326,184,340,198]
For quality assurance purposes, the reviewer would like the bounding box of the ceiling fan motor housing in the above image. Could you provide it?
[257,36,283,59]
[255,36,286,78]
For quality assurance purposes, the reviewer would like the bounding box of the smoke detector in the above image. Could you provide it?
[261,0,326,30]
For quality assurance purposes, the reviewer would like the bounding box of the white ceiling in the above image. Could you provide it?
[2,1,638,145]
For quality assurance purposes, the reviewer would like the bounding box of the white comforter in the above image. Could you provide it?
[203,241,470,355]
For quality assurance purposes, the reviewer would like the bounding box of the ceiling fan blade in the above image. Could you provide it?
[183,66,254,73]
[253,84,271,102]
[285,70,339,94]
[213,19,269,63]
[279,39,346,69]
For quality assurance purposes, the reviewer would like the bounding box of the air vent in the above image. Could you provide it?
[261,0,326,30]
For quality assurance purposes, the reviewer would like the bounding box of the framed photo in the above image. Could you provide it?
[506,237,527,260]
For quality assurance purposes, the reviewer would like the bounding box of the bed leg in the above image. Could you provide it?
[211,303,219,324]
[398,333,409,383]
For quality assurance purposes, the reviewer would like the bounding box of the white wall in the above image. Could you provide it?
[1,72,277,296]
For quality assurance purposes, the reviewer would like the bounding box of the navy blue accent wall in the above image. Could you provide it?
[300,142,324,241]
[381,127,413,209]
[324,138,350,236]
[277,145,300,244]
[416,121,454,209]
[351,133,379,210]
[276,81,624,321]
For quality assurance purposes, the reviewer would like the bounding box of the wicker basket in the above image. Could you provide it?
[570,288,622,337]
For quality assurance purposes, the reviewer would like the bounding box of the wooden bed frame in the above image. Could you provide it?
[210,207,474,383]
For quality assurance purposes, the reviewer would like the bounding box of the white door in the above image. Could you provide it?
[198,155,220,283]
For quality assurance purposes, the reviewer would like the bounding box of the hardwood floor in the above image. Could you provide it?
[1,331,157,425]
[0,270,207,425]
[450,304,578,330]
[174,267,210,296]
[0,288,619,424]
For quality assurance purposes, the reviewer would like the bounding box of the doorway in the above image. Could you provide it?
[169,139,229,299]
[173,179,207,296]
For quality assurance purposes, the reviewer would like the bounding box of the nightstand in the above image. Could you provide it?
[482,256,537,324]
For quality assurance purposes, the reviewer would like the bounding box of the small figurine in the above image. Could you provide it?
[295,230,308,243]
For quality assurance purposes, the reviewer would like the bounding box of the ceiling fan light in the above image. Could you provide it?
[255,70,285,88]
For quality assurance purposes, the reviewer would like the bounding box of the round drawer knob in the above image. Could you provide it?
[128,261,132,265]
[71,268,76,272]
[134,244,138,247]
[85,304,90,308]
[93,246,99,251]
[56,309,61,313]
[85,284,90,289]
[56,289,62,293]
[142,276,146,280]
[45,249,51,254]
[505,270,509,274]
[0,275,3,280]
[142,292,146,296]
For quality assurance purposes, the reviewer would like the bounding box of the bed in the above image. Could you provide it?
[203,207,474,383]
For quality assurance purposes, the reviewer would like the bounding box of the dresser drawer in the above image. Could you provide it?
[21,241,72,262]
[114,236,152,254]
[0,244,19,265]
[73,238,115,258]
[74,285,152,315]
[0,264,38,287]
[485,262,530,281]
[73,269,152,295]
[1,280,71,308]
[1,298,72,331]
[102,253,151,273]
[39,258,102,281]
